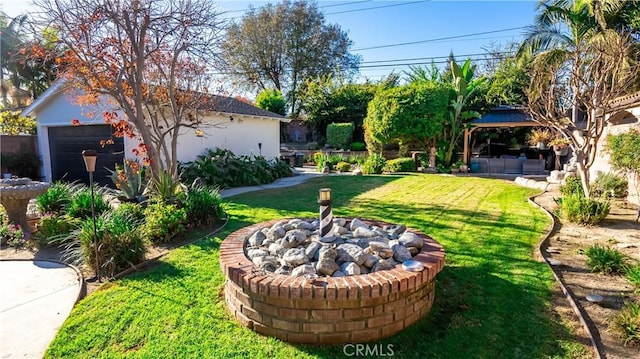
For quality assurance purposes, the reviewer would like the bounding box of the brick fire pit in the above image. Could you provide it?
[219,219,445,344]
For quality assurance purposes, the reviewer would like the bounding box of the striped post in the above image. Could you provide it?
[318,188,333,238]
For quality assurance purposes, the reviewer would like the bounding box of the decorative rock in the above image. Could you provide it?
[305,241,322,259]
[352,168,363,176]
[246,248,269,260]
[268,243,287,257]
[282,248,309,266]
[546,246,561,254]
[293,221,315,231]
[349,218,367,231]
[316,258,340,276]
[385,224,406,238]
[353,226,378,238]
[337,244,367,265]
[318,247,338,261]
[333,218,347,227]
[248,231,266,247]
[372,258,397,272]
[267,226,286,241]
[318,235,339,243]
[369,241,391,251]
[399,232,424,249]
[341,262,361,276]
[322,166,330,174]
[359,264,370,274]
[407,247,419,256]
[363,254,379,268]
[332,271,346,277]
[281,230,307,248]
[275,265,291,275]
[391,243,412,263]
[291,264,316,277]
[334,226,350,235]
[354,237,387,249]
[585,293,604,303]
[388,239,400,248]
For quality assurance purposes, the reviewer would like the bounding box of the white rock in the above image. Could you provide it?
[282,248,309,266]
[398,232,423,249]
[248,231,266,247]
[341,262,361,276]
[246,248,269,260]
[337,243,367,265]
[349,218,367,231]
[291,264,316,277]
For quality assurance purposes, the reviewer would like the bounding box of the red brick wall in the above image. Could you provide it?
[220,219,446,344]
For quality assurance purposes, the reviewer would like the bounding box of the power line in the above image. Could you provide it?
[325,0,430,15]
[352,26,527,51]
[222,0,373,15]
[360,51,516,64]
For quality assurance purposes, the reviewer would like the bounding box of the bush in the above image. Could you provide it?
[0,223,26,248]
[313,152,324,165]
[36,181,75,215]
[584,244,627,274]
[627,265,640,290]
[350,141,366,151]
[142,203,187,243]
[609,301,640,347]
[361,154,386,174]
[112,203,145,223]
[68,211,146,278]
[591,172,628,199]
[66,186,110,219]
[306,142,320,150]
[326,122,354,149]
[384,157,415,173]
[108,160,148,202]
[148,170,186,205]
[256,88,286,116]
[336,162,352,172]
[33,214,80,246]
[557,194,610,225]
[0,152,41,179]
[560,176,584,197]
[184,185,225,226]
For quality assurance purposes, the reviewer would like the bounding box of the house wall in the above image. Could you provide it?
[590,105,640,205]
[33,90,282,182]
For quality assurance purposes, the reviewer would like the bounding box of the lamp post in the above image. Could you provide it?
[82,150,100,282]
[318,188,333,238]
[258,143,262,156]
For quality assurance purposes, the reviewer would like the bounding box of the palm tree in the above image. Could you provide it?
[0,12,28,107]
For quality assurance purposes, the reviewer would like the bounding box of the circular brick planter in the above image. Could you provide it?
[219,219,445,344]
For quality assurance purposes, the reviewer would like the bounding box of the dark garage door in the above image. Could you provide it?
[48,125,124,186]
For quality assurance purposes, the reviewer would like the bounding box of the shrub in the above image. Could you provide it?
[112,203,145,223]
[560,176,584,197]
[584,244,627,274]
[148,170,186,205]
[33,214,80,246]
[66,211,146,278]
[350,141,366,151]
[108,160,148,202]
[326,122,354,149]
[184,185,225,226]
[627,265,640,290]
[0,223,26,248]
[66,186,110,219]
[384,157,415,173]
[142,203,187,243]
[336,161,352,172]
[313,152,324,165]
[36,181,74,215]
[361,154,386,174]
[591,172,628,199]
[557,194,610,225]
[256,88,286,116]
[609,301,640,347]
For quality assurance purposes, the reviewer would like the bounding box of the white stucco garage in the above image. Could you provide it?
[21,80,289,184]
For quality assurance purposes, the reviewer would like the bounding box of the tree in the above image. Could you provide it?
[485,53,532,107]
[298,75,376,141]
[364,82,452,153]
[442,59,485,166]
[256,89,286,116]
[33,0,226,179]
[605,128,640,221]
[521,0,640,198]
[1,12,28,107]
[222,0,360,115]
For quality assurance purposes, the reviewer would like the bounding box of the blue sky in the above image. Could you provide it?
[2,0,539,82]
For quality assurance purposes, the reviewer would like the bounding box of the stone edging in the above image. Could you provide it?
[0,258,86,304]
[528,193,604,359]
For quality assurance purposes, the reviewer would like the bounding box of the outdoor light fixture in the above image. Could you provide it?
[81,150,101,283]
[195,128,204,137]
[258,142,262,156]
[229,116,234,122]
[318,188,333,238]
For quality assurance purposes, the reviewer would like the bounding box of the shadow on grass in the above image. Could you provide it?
[292,266,581,358]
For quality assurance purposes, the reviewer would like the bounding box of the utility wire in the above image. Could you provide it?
[360,51,516,64]
[325,0,430,15]
[222,0,372,14]
[352,26,528,51]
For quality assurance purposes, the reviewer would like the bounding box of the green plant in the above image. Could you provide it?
[383,157,415,173]
[609,301,640,347]
[350,141,366,151]
[108,160,148,202]
[306,142,320,150]
[626,265,640,290]
[361,153,386,174]
[112,202,145,223]
[36,181,75,214]
[557,194,610,225]
[255,88,286,116]
[142,202,187,243]
[591,172,628,199]
[184,185,225,226]
[548,137,570,149]
[0,223,26,248]
[313,152,324,165]
[527,128,552,146]
[66,186,110,219]
[0,152,41,179]
[584,244,627,274]
[149,170,185,205]
[33,214,80,246]
[326,122,354,149]
[436,163,451,173]
[335,161,351,172]
[560,176,585,198]
[0,110,37,135]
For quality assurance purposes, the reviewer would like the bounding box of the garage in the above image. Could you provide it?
[48,125,124,186]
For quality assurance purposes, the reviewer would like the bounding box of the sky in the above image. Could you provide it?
[1,0,539,84]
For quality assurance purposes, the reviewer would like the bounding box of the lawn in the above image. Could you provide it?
[45,174,588,358]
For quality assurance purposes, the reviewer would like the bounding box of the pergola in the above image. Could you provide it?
[462,106,541,164]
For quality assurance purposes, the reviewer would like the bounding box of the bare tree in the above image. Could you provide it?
[33,0,226,178]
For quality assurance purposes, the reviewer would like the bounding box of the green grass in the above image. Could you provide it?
[45,175,589,358]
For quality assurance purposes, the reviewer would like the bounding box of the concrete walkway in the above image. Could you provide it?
[219,166,324,198]
[0,260,83,359]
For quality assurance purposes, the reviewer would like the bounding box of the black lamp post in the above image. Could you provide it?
[258,142,262,156]
[82,150,100,282]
